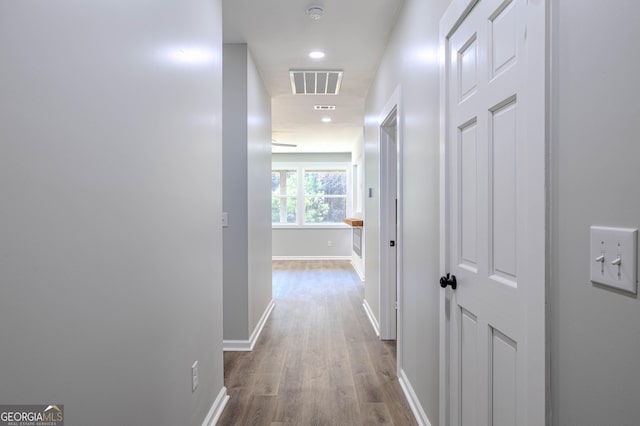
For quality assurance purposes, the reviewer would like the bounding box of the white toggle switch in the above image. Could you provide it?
[595,253,605,275]
[590,226,638,294]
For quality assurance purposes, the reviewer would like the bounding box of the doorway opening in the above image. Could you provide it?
[379,103,400,342]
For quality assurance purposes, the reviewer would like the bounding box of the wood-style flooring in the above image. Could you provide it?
[218,260,417,425]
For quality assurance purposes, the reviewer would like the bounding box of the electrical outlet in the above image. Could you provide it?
[327,240,332,247]
[192,361,199,392]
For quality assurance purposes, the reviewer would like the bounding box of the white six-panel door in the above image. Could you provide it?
[441,0,546,424]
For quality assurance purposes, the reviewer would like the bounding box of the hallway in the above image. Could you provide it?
[219,260,416,425]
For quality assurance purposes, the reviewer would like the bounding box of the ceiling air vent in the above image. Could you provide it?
[289,70,343,95]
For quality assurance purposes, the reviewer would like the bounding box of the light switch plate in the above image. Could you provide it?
[590,226,638,294]
[222,212,228,228]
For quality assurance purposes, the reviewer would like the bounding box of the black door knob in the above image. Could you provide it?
[439,273,457,290]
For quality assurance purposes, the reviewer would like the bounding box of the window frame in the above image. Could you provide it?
[271,169,298,224]
[272,162,351,229]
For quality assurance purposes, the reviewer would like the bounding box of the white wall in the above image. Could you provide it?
[550,1,640,424]
[272,228,352,258]
[364,0,450,422]
[223,44,272,341]
[0,1,225,425]
[272,153,352,259]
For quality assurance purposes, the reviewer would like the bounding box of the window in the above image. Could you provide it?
[304,169,346,224]
[272,165,349,226]
[272,169,297,224]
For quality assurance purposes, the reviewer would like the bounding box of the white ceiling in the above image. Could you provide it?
[223,0,405,153]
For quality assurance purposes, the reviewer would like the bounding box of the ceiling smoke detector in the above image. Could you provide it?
[306,6,324,20]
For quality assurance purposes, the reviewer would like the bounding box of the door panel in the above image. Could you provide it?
[490,0,517,78]
[460,121,478,270]
[459,35,478,102]
[490,99,517,283]
[443,0,544,424]
[490,327,517,426]
[460,308,479,426]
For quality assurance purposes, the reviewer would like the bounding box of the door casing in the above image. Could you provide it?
[379,87,402,346]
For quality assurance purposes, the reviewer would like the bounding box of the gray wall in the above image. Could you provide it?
[246,50,273,333]
[223,44,250,341]
[550,1,640,424]
[364,0,450,422]
[0,1,225,425]
[223,44,272,341]
[272,228,352,258]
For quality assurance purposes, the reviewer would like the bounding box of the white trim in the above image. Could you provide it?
[398,369,433,426]
[378,85,402,342]
[351,259,365,281]
[362,299,380,337]
[202,386,230,426]
[222,340,253,352]
[395,89,404,370]
[523,1,548,423]
[272,255,351,261]
[223,300,275,352]
[272,161,352,227]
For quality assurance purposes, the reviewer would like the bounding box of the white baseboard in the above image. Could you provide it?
[351,260,365,281]
[362,299,380,337]
[223,299,275,351]
[202,386,229,426]
[398,369,432,426]
[272,255,351,261]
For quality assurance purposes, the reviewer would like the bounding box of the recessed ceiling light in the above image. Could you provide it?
[309,50,325,59]
[321,117,332,123]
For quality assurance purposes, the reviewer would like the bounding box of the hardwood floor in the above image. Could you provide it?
[218,260,417,425]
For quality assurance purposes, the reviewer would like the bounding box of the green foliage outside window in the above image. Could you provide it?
[272,167,347,225]
[304,170,346,223]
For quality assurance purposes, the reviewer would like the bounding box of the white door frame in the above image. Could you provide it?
[379,86,402,345]
[438,0,547,424]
